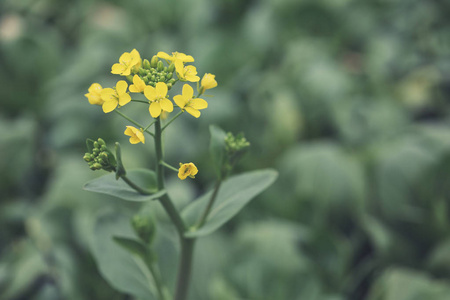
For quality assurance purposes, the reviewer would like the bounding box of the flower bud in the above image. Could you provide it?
[97,138,106,146]
[139,68,147,76]
[166,83,172,90]
[166,72,173,80]
[131,214,157,245]
[168,78,176,85]
[83,154,91,162]
[157,61,164,71]
[143,76,149,84]
[93,141,99,149]
[92,163,102,170]
[150,55,159,68]
[143,59,151,69]
[126,75,133,83]
[168,63,175,73]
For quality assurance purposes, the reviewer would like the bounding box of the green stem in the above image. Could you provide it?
[131,99,149,104]
[115,110,155,137]
[174,239,195,300]
[195,180,222,228]
[160,161,179,172]
[148,260,167,300]
[162,111,183,132]
[154,117,195,300]
[120,175,153,195]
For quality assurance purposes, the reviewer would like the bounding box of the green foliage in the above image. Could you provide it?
[83,169,164,201]
[182,169,278,237]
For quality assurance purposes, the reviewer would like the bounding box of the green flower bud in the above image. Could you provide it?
[100,145,107,151]
[83,154,91,162]
[92,163,102,169]
[168,63,175,73]
[143,59,151,69]
[151,75,156,81]
[158,76,166,82]
[131,214,157,245]
[150,55,159,68]
[168,78,176,85]
[157,61,164,71]
[166,83,172,90]
[143,76,149,84]
[93,148,99,155]
[163,67,168,72]
[126,75,133,83]
[166,72,173,80]
[93,141,99,149]
[139,68,146,76]
[98,138,106,146]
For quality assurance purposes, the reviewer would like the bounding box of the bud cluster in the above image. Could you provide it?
[83,138,117,172]
[225,132,250,154]
[131,56,176,89]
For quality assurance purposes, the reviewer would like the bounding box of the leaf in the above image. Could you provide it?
[92,211,156,300]
[83,169,165,202]
[209,125,227,178]
[113,236,151,264]
[182,169,278,238]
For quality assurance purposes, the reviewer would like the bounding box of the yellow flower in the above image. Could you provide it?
[124,126,145,144]
[85,83,104,105]
[111,49,142,76]
[200,73,217,92]
[129,75,147,93]
[173,84,208,118]
[175,61,200,82]
[100,80,131,113]
[144,82,174,118]
[178,162,198,180]
[157,51,194,64]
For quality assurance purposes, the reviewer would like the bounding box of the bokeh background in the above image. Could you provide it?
[1,0,450,299]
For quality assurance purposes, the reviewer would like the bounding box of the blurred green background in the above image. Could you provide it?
[1,0,450,299]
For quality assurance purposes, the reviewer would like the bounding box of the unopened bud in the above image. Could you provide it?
[143,59,151,69]
[93,141,99,149]
[157,61,164,71]
[168,63,175,73]
[139,68,146,76]
[97,138,106,146]
[150,56,158,68]
[166,72,173,80]
[166,83,172,90]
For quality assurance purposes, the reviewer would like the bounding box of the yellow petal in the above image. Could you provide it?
[190,98,208,110]
[157,51,171,60]
[111,63,126,74]
[101,88,116,102]
[118,93,131,106]
[116,80,128,94]
[130,136,140,144]
[175,60,184,75]
[188,163,198,175]
[149,102,161,118]
[155,82,168,98]
[182,84,194,99]
[185,107,201,118]
[102,100,117,113]
[144,86,157,101]
[173,95,187,108]
[201,73,217,90]
[88,83,102,93]
[186,75,200,82]
[124,126,134,136]
[119,52,132,64]
[160,98,173,112]
[178,165,188,180]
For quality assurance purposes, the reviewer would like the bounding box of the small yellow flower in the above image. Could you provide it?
[173,84,208,118]
[129,75,147,93]
[124,126,145,144]
[111,49,142,76]
[157,51,194,64]
[144,82,174,118]
[85,83,104,105]
[100,80,131,113]
[200,73,217,92]
[178,162,198,180]
[175,61,200,82]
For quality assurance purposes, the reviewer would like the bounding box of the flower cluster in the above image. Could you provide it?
[84,49,217,180]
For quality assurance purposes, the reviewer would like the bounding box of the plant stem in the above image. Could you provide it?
[162,111,183,132]
[148,260,167,300]
[160,161,179,172]
[131,99,150,104]
[115,110,155,137]
[174,238,195,300]
[195,180,222,228]
[120,175,153,195]
[154,117,195,300]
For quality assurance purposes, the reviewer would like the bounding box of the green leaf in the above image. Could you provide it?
[209,125,227,178]
[92,211,156,300]
[113,236,151,264]
[83,169,165,202]
[182,169,278,238]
